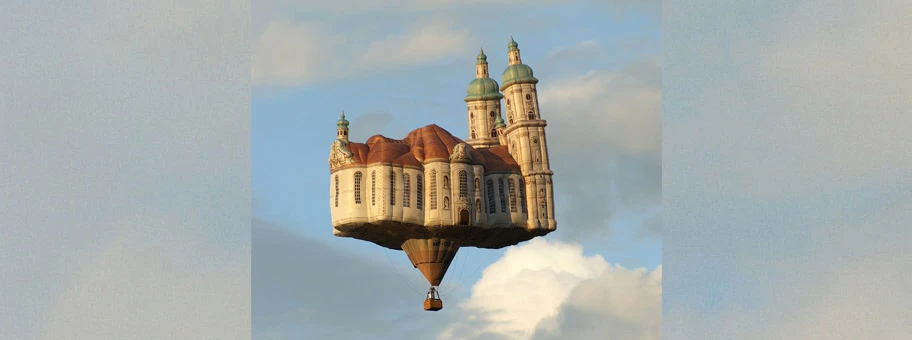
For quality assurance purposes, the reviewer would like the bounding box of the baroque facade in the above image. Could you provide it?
[329,38,555,249]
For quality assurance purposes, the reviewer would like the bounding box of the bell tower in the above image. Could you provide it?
[464,48,504,149]
[499,37,555,231]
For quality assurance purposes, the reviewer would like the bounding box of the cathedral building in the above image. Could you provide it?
[328,38,556,250]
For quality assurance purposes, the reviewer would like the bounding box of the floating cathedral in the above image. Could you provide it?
[328,38,557,310]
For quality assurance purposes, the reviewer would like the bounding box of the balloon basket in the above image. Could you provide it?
[424,298,443,311]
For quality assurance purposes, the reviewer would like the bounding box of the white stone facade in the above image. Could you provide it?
[330,162,532,229]
[330,40,556,239]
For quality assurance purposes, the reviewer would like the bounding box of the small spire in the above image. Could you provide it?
[494,114,506,128]
[337,111,349,128]
[508,36,519,51]
[476,48,488,64]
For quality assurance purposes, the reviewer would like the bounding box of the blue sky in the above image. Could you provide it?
[251,0,661,338]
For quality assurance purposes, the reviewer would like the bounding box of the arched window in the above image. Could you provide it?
[498,178,507,213]
[354,172,362,204]
[371,171,376,206]
[430,170,438,209]
[509,115,514,124]
[519,178,527,213]
[458,171,468,199]
[476,199,482,216]
[525,94,531,100]
[443,175,449,189]
[508,178,517,212]
[486,179,496,213]
[475,178,480,192]
[528,111,535,120]
[490,111,495,118]
[506,99,511,106]
[443,197,450,210]
[416,175,423,210]
[470,112,474,119]
[471,130,476,139]
[334,175,339,207]
[390,171,396,205]
[490,129,497,138]
[403,173,411,208]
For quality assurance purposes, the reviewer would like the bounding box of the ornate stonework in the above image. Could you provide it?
[328,140,354,171]
[449,143,473,163]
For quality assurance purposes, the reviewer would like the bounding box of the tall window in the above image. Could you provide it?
[354,172,362,204]
[486,179,496,213]
[490,129,497,138]
[430,170,438,209]
[498,178,507,213]
[403,173,411,208]
[508,178,517,212]
[458,171,468,199]
[416,175,423,210]
[371,171,376,206]
[519,178,527,213]
[334,175,339,207]
[476,199,482,216]
[541,201,548,218]
[390,171,396,205]
[475,178,480,192]
[443,175,449,189]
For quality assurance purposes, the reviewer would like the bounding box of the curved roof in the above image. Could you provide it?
[465,78,503,102]
[501,63,538,90]
[340,124,519,174]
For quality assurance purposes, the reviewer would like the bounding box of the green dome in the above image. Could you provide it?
[464,77,503,102]
[336,112,349,128]
[500,64,538,90]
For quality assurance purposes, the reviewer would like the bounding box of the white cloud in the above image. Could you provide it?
[251,20,336,86]
[540,59,661,156]
[357,23,472,69]
[252,20,471,86]
[440,239,661,340]
[536,58,662,240]
[532,266,662,340]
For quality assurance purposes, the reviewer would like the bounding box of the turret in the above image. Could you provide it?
[464,48,504,149]
[337,111,350,143]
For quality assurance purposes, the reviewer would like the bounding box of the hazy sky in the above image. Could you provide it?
[250,0,661,339]
[2,1,908,340]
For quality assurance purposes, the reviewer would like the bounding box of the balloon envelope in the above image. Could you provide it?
[401,238,460,286]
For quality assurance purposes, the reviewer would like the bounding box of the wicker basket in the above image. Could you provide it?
[424,298,443,311]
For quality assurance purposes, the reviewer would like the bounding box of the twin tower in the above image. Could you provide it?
[464,38,554,226]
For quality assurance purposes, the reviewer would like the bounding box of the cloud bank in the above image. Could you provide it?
[441,239,662,340]
[540,57,662,240]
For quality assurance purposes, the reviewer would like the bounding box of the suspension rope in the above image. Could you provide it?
[383,248,422,297]
[442,248,470,299]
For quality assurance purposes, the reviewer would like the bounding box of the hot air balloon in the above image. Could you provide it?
[328,39,556,311]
